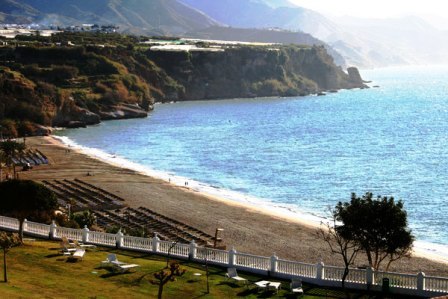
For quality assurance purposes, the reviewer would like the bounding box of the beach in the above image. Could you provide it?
[18,136,448,276]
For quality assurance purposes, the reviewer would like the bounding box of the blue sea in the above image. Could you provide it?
[56,65,448,258]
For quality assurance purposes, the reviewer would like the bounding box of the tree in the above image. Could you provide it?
[0,180,58,242]
[0,140,26,179]
[335,192,414,271]
[0,232,21,282]
[150,261,186,299]
[317,209,361,289]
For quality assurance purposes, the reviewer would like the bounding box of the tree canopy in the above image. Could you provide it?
[0,180,58,240]
[335,192,414,270]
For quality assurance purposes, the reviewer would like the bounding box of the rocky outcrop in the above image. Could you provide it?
[99,104,148,120]
[347,67,365,86]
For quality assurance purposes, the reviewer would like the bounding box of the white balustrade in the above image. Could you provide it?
[0,215,20,231]
[158,241,189,257]
[24,221,50,237]
[277,259,317,278]
[55,227,83,241]
[425,276,448,292]
[88,231,116,246]
[235,253,270,270]
[323,266,367,284]
[122,235,152,252]
[0,214,447,296]
[375,271,417,289]
[196,247,229,264]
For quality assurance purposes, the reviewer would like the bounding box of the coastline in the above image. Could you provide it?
[20,135,448,276]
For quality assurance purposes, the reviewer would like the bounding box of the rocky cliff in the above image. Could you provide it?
[147,45,365,101]
[0,33,366,137]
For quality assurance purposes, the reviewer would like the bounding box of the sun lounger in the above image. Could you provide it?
[73,240,97,250]
[255,280,281,293]
[225,268,248,286]
[290,278,304,296]
[101,254,139,273]
[67,249,86,262]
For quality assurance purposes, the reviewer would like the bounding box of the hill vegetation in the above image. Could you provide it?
[0,0,219,35]
[0,32,365,137]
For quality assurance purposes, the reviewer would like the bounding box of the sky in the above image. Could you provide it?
[290,0,448,19]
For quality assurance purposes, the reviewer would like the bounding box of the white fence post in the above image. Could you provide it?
[366,267,374,286]
[270,253,278,274]
[229,247,236,267]
[417,272,426,292]
[317,262,325,282]
[82,225,89,243]
[189,240,197,260]
[23,219,28,233]
[50,220,57,239]
[152,234,160,253]
[116,230,124,249]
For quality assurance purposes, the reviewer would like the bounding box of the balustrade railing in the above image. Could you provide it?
[374,271,417,289]
[88,231,116,246]
[324,266,367,284]
[196,247,229,264]
[0,216,19,230]
[277,259,317,278]
[235,253,270,270]
[158,241,190,257]
[121,235,152,252]
[0,215,446,297]
[55,227,83,241]
[24,221,50,237]
[425,276,448,292]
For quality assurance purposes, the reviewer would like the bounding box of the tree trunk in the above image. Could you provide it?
[157,284,164,299]
[3,248,7,283]
[342,267,349,289]
[18,219,24,243]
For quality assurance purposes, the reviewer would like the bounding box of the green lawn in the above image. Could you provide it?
[0,240,406,298]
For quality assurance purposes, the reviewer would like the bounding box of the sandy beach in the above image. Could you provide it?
[17,136,448,276]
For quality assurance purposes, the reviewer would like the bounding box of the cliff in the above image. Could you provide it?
[0,33,366,137]
[147,45,365,101]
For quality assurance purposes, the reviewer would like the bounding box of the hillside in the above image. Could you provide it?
[184,26,346,67]
[0,0,219,35]
[181,0,448,68]
[0,32,365,137]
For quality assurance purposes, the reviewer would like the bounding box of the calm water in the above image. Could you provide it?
[57,65,448,250]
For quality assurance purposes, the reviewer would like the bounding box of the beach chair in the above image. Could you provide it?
[225,268,248,286]
[60,237,77,255]
[290,278,304,296]
[73,240,97,250]
[101,254,140,273]
[68,249,86,262]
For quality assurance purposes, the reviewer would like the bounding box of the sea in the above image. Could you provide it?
[55,65,448,260]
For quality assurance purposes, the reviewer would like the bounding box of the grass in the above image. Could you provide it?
[0,240,412,298]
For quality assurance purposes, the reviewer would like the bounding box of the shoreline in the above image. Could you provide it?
[20,135,448,276]
[53,135,448,265]
[53,135,325,230]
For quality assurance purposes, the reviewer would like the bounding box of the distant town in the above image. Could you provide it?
[0,23,119,39]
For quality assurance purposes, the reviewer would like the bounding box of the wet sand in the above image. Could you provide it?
[18,136,448,276]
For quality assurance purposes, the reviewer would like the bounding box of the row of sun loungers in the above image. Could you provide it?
[45,179,220,247]
[42,179,125,212]
[12,149,48,166]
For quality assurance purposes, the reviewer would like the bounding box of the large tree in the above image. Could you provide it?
[318,209,361,289]
[335,192,414,271]
[0,180,58,241]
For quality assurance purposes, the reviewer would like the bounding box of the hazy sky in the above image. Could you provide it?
[290,0,448,18]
